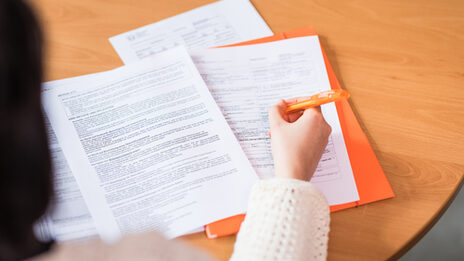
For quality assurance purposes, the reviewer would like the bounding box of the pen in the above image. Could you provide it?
[285,89,350,114]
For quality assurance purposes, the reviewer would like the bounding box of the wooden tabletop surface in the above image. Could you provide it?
[30,0,464,259]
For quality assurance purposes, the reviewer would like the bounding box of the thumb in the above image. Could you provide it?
[298,107,324,124]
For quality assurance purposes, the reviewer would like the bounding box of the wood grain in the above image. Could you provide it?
[28,0,464,259]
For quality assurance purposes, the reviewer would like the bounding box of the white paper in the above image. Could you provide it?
[189,36,359,205]
[42,46,258,242]
[109,0,272,64]
[37,74,205,242]
[35,75,106,242]
[34,116,98,242]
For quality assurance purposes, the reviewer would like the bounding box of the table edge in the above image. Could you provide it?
[389,173,464,260]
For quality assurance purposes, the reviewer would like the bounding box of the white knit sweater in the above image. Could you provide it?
[30,179,330,261]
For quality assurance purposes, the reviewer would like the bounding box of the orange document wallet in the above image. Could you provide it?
[205,27,395,239]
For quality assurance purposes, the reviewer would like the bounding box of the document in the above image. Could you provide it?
[43,46,258,242]
[35,117,98,242]
[189,36,359,205]
[35,76,105,242]
[38,74,205,242]
[110,0,272,64]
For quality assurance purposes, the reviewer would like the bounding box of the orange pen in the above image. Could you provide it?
[268,89,350,137]
[285,89,350,114]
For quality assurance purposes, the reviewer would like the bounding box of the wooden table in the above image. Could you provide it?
[30,0,464,259]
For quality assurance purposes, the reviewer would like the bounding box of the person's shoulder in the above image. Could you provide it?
[28,232,215,261]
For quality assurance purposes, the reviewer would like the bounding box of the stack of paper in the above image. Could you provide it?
[109,0,273,64]
[37,0,272,242]
[36,0,371,243]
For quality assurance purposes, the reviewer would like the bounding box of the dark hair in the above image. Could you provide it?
[0,0,53,260]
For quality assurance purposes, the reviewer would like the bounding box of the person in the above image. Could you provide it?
[0,0,331,260]
[0,0,54,260]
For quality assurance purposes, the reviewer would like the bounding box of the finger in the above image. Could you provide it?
[299,107,324,124]
[312,106,322,113]
[284,96,313,123]
[268,99,287,128]
[286,110,304,123]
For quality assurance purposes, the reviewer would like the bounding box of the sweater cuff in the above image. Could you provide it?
[250,178,329,206]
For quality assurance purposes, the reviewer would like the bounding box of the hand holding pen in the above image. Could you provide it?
[268,89,350,181]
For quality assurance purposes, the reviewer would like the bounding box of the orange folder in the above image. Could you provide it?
[205,27,395,238]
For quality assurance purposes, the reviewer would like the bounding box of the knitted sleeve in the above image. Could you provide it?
[229,178,330,261]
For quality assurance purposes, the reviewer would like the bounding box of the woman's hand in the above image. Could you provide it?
[269,98,332,181]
